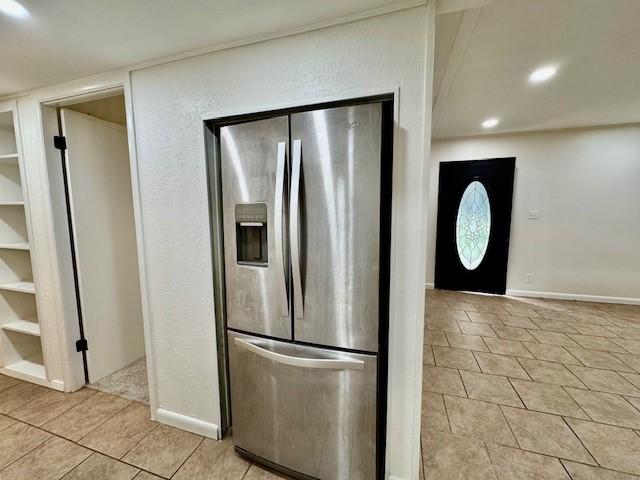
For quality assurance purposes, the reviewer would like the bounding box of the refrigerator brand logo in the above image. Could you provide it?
[343,121,360,130]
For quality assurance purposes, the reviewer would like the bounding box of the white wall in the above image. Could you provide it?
[131,7,431,479]
[428,125,640,302]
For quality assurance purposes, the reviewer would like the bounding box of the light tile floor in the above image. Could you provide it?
[1,290,639,479]
[0,379,284,479]
[421,289,640,480]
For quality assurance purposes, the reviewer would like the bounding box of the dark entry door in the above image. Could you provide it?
[435,158,515,294]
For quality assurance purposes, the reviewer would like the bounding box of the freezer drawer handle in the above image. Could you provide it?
[274,141,289,317]
[290,139,304,319]
[234,338,365,370]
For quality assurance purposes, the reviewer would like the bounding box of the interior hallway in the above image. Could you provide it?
[421,289,640,479]
[0,376,284,479]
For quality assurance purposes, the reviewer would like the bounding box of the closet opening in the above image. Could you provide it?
[41,90,149,404]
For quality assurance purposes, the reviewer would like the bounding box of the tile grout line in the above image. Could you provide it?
[8,390,132,443]
[560,416,600,468]
[494,401,520,448]
[0,397,172,479]
[0,417,165,480]
[430,366,640,432]
[456,368,470,399]
[73,399,134,443]
[58,452,110,480]
[15,389,101,432]
[117,421,162,460]
[505,377,528,410]
[440,392,454,434]
[559,458,577,479]
[0,426,52,474]
[498,406,599,468]
[240,462,254,480]
[0,383,50,416]
[168,436,205,479]
[559,385,594,423]
[512,356,534,382]
[425,292,640,478]
[622,395,640,416]
[478,440,499,479]
[427,352,640,396]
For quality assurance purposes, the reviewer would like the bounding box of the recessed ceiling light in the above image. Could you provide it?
[482,118,499,129]
[529,66,557,84]
[0,0,29,18]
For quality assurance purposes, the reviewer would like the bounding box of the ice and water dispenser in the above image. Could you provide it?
[235,203,268,266]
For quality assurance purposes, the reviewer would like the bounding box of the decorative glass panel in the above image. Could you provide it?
[456,181,491,270]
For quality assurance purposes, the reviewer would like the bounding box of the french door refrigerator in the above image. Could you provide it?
[219,100,390,480]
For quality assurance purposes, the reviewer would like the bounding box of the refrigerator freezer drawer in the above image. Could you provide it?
[228,331,377,480]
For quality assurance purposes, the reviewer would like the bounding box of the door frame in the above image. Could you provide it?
[35,75,157,412]
[204,90,396,479]
[434,157,516,294]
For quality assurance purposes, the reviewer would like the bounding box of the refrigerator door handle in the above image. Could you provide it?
[234,337,365,370]
[290,139,304,319]
[274,141,289,317]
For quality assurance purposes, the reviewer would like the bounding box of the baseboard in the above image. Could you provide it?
[505,289,640,306]
[0,367,65,392]
[424,284,639,305]
[155,408,219,439]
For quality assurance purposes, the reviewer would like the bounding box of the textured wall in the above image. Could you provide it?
[131,7,430,479]
[429,125,640,301]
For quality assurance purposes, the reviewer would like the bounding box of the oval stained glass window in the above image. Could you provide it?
[455,180,491,270]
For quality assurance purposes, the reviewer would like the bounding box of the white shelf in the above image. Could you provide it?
[2,320,40,337]
[0,282,35,294]
[0,110,46,390]
[1,359,46,383]
[0,243,29,251]
[0,154,18,164]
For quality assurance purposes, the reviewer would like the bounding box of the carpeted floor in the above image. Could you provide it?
[88,357,150,405]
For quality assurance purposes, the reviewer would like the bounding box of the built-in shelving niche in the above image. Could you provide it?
[0,108,47,385]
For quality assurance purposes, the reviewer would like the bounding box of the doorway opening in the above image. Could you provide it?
[42,91,148,404]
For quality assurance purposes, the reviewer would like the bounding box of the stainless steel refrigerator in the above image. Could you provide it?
[218,101,390,480]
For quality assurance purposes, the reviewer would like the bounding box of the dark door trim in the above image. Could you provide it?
[434,157,516,295]
[53,108,89,383]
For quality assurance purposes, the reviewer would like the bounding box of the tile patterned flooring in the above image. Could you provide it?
[421,289,640,480]
[0,379,283,479]
[1,290,639,479]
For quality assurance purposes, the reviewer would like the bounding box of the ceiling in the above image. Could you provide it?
[433,0,640,139]
[0,0,408,97]
[66,95,127,126]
